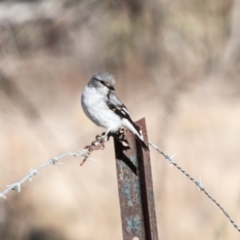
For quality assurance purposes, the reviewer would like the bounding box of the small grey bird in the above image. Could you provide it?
[81,72,149,151]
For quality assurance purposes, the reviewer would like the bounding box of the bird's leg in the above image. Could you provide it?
[118,128,129,147]
[114,127,127,141]
[101,132,111,141]
[118,127,126,140]
[103,131,117,140]
[96,128,129,150]
[105,128,129,149]
[101,128,114,141]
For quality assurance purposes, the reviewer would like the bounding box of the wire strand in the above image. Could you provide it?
[0,149,89,199]
[148,141,240,233]
[0,138,239,233]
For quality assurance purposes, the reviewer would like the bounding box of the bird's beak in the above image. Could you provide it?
[109,86,115,91]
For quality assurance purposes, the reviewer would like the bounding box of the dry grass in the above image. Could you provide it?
[0,1,240,239]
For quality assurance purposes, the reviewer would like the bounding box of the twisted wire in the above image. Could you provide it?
[148,141,240,233]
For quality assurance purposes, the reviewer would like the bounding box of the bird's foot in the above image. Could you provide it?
[118,127,127,139]
[106,128,130,150]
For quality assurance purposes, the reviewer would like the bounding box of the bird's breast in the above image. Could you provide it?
[81,86,121,129]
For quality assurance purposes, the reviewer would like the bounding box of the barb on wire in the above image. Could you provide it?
[1,133,239,234]
[148,141,240,233]
[0,135,108,200]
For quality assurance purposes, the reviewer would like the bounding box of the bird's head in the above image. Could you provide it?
[89,72,116,91]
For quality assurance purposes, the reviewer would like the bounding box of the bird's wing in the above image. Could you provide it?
[106,90,149,151]
[106,90,140,131]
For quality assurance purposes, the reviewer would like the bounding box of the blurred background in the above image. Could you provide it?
[0,0,240,239]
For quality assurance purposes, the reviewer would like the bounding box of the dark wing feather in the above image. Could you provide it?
[106,90,140,132]
[106,90,149,151]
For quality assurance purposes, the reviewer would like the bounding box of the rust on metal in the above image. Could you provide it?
[114,118,159,240]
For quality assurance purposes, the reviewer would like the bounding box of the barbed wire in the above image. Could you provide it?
[0,137,239,233]
[0,150,86,199]
[148,141,240,233]
[0,136,107,199]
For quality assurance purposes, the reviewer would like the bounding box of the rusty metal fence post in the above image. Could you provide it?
[114,118,159,240]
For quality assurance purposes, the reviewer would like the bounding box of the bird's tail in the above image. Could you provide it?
[131,121,149,151]
[135,132,149,151]
[122,118,149,151]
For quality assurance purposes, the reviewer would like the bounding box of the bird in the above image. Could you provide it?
[81,72,149,151]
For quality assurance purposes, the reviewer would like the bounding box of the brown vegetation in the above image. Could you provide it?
[0,0,240,239]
